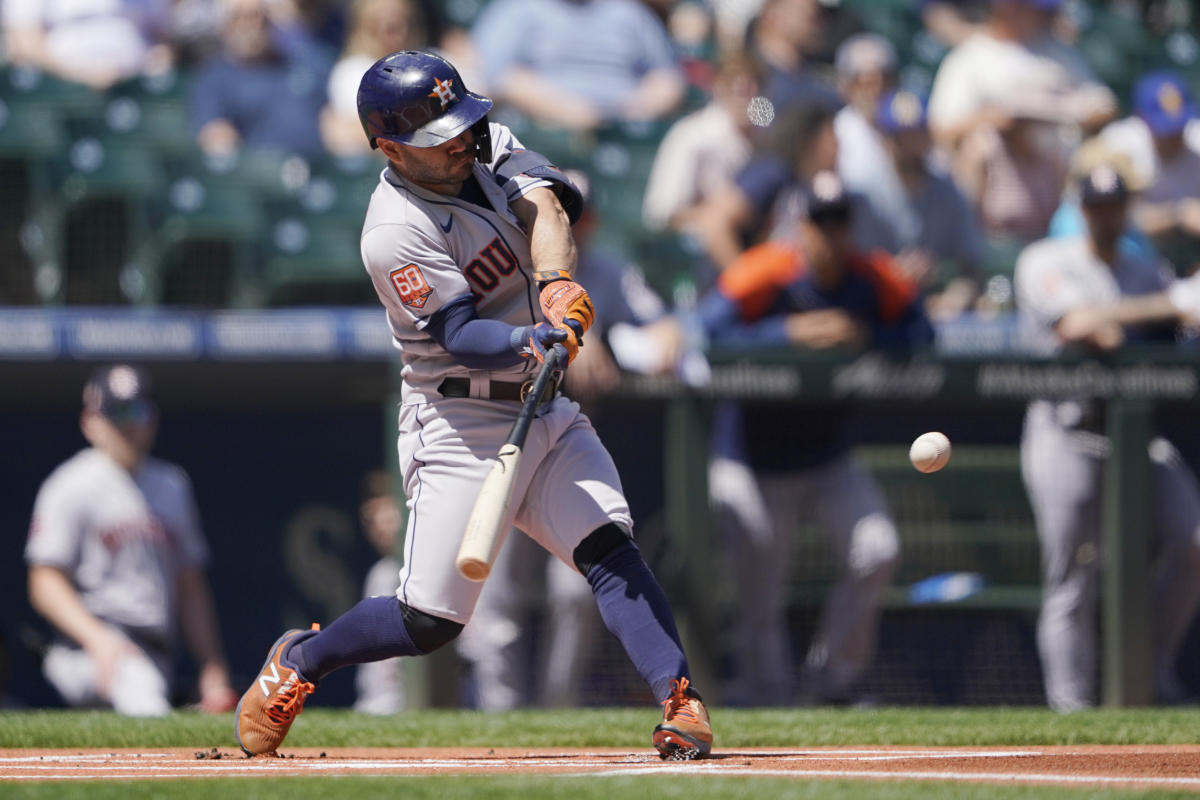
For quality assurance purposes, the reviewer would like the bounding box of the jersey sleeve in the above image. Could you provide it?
[717,241,802,321]
[487,124,582,219]
[24,468,86,570]
[362,222,473,327]
[1014,242,1089,327]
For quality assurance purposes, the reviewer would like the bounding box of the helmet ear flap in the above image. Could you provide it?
[471,117,492,164]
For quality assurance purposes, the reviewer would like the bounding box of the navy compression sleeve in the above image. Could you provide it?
[425,294,530,369]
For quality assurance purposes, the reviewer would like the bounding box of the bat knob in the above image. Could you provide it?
[457,558,490,582]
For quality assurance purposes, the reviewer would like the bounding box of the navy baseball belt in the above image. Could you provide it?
[438,376,559,404]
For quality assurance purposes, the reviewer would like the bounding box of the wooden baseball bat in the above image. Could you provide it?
[456,346,564,581]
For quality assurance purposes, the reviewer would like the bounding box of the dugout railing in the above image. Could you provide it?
[625,347,1200,708]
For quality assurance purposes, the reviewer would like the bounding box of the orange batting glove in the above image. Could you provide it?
[537,270,594,354]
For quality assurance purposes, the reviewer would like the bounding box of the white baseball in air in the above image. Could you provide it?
[910,431,952,473]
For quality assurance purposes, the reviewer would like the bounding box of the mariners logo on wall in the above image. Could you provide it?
[429,77,457,109]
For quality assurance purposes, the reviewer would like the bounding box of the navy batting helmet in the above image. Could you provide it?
[357,50,493,162]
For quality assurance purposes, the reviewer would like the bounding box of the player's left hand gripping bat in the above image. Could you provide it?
[456,345,564,581]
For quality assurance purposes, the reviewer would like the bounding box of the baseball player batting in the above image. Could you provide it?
[1015,165,1200,710]
[234,50,712,760]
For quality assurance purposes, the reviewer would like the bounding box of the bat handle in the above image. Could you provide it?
[505,345,564,446]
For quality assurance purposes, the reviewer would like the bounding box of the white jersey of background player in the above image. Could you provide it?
[25,364,234,716]
[1015,165,1200,710]
[235,50,712,762]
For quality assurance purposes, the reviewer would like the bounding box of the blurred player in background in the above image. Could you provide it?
[699,172,932,705]
[235,50,711,760]
[1015,165,1200,710]
[25,364,235,716]
[353,469,407,714]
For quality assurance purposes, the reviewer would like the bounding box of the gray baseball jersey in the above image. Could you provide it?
[1015,234,1200,709]
[361,123,555,401]
[26,448,209,644]
[361,122,632,624]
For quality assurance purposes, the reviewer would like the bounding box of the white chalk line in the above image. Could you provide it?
[587,766,1200,789]
[3,748,1195,790]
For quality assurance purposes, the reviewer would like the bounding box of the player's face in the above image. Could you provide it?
[1082,198,1128,251]
[383,130,476,195]
[81,410,158,470]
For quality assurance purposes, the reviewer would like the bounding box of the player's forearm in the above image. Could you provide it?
[512,187,577,277]
[176,567,229,669]
[1106,293,1181,327]
[27,565,114,651]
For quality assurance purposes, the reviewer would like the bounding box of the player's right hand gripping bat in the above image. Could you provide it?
[456,344,565,581]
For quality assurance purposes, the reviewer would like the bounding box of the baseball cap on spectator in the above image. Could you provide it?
[1078,165,1129,206]
[875,89,927,134]
[834,33,897,79]
[1133,71,1196,137]
[806,170,853,226]
[83,364,157,424]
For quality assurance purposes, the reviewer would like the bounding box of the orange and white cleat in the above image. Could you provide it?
[235,624,319,756]
[653,677,712,760]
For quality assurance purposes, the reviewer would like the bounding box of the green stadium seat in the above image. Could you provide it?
[131,155,267,307]
[259,213,372,307]
[0,64,105,121]
[588,120,671,252]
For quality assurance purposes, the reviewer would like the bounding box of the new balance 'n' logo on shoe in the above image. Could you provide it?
[653,677,713,760]
[235,625,319,756]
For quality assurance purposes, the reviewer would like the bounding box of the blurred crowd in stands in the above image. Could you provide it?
[1,0,1198,317]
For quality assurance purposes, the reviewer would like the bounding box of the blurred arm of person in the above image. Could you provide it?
[1053,291,1191,350]
[618,68,686,122]
[494,66,605,131]
[2,2,173,90]
[920,1,982,49]
[689,183,754,269]
[28,565,140,699]
[1133,196,1200,240]
[176,566,236,712]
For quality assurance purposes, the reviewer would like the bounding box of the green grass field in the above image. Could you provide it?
[4,707,1200,798]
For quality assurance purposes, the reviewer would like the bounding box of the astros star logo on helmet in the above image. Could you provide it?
[429,77,457,109]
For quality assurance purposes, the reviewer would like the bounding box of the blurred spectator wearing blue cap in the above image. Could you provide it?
[1107,72,1200,276]
[866,89,983,320]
